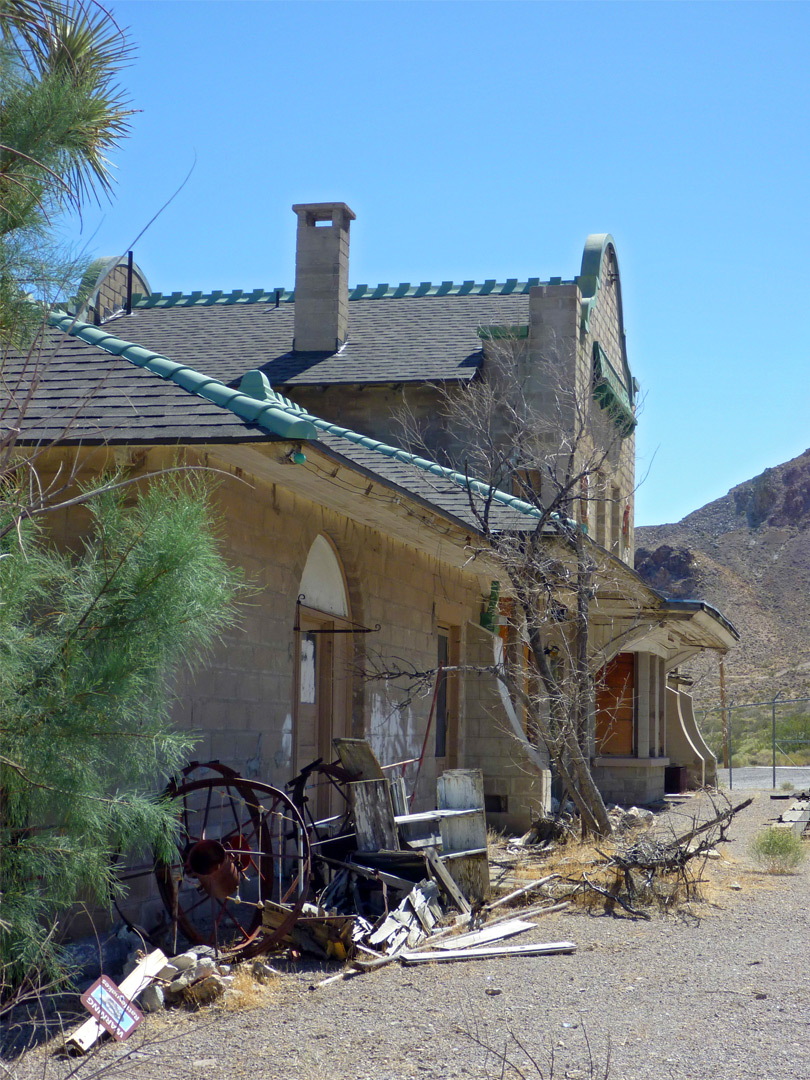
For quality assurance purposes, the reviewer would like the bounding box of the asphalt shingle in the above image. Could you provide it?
[3,303,541,535]
[106,290,532,386]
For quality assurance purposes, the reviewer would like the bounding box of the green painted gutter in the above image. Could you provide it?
[237,371,560,526]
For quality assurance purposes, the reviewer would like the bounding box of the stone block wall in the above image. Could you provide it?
[39,443,504,804]
[461,622,551,832]
[579,244,636,562]
[590,759,668,807]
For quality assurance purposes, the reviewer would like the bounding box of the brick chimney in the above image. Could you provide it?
[292,202,356,353]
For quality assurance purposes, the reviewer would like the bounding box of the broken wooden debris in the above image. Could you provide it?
[400,940,577,964]
[66,949,167,1054]
[317,852,418,893]
[424,846,471,914]
[261,899,366,960]
[427,918,536,950]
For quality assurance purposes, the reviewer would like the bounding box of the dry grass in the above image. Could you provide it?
[487,825,506,853]
[219,965,281,1012]
[495,834,723,915]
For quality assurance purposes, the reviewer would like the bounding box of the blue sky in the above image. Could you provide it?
[64,1,810,527]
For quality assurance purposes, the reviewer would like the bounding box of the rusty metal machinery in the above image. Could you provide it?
[154,772,311,960]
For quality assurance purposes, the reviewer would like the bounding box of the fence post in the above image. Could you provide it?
[720,659,729,769]
[772,690,783,789]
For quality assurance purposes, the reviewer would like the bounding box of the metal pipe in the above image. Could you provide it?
[276,812,283,905]
[410,664,444,809]
[297,822,305,898]
[126,250,133,315]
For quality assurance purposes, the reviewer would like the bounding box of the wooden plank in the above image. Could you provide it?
[350,778,400,852]
[424,846,471,914]
[333,737,386,780]
[400,940,577,964]
[409,882,439,933]
[66,949,167,1054]
[395,808,482,825]
[317,853,416,892]
[402,835,442,850]
[369,912,411,947]
[429,919,536,950]
[351,850,427,879]
[389,776,408,816]
[437,770,490,903]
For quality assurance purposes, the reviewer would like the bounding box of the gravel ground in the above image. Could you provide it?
[11,790,810,1080]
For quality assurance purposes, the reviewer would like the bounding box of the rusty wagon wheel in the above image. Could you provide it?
[155,777,311,961]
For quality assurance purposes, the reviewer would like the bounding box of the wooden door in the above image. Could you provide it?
[295,610,350,820]
[595,653,635,756]
[434,626,459,767]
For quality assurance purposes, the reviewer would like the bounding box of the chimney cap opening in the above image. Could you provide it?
[292,202,356,229]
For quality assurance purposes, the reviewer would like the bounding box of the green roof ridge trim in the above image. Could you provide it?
[47,312,318,441]
[477,325,529,340]
[133,277,556,309]
[243,375,548,523]
[46,310,557,528]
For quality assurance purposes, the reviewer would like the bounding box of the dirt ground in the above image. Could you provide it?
[9,789,810,1080]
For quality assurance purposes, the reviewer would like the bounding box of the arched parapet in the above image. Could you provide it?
[578,233,618,333]
[577,233,636,414]
[70,256,152,324]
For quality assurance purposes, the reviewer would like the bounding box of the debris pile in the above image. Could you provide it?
[62,758,762,1055]
[256,742,576,982]
[69,748,764,1051]
[492,793,755,918]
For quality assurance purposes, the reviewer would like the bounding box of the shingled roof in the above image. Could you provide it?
[85,282,546,388]
[5,310,544,536]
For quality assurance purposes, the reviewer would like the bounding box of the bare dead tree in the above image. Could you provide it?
[378,330,644,837]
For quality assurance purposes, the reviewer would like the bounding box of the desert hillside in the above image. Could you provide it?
[635,448,810,711]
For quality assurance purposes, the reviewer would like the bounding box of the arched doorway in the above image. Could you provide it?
[294,536,352,820]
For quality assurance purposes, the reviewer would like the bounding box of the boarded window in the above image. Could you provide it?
[595,653,635,755]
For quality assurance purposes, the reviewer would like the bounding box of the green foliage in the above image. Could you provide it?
[700,703,810,767]
[0,1,133,343]
[749,827,806,874]
[0,476,242,989]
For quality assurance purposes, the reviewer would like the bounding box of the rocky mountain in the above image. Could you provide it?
[635,448,810,709]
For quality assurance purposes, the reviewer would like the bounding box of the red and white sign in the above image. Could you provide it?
[80,975,144,1041]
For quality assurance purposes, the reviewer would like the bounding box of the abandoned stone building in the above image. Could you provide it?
[17,202,736,863]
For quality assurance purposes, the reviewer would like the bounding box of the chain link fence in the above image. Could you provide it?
[695,695,810,789]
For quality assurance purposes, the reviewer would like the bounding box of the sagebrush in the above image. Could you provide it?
[749,827,805,873]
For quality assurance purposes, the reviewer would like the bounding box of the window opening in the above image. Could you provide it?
[299,632,317,704]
